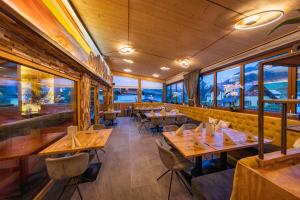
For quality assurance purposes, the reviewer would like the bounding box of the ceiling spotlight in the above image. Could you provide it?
[235,10,284,30]
[152,73,159,78]
[160,66,170,70]
[179,58,191,68]
[124,68,132,73]
[119,45,135,55]
[123,59,134,64]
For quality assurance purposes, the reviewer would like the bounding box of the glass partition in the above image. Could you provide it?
[141,80,162,102]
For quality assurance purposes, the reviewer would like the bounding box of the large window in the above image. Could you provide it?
[90,86,95,123]
[297,67,300,113]
[166,85,172,103]
[99,89,103,111]
[177,81,183,104]
[113,76,138,103]
[244,53,288,111]
[199,74,214,107]
[166,81,184,104]
[217,67,240,107]
[141,80,162,102]
[183,85,188,104]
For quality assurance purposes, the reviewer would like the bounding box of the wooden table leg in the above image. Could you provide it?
[191,156,202,177]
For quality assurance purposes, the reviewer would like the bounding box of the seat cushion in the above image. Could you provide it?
[191,168,235,200]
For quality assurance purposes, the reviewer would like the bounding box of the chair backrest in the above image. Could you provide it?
[163,125,179,132]
[176,116,188,124]
[165,116,176,125]
[45,153,89,180]
[151,117,164,126]
[182,123,197,130]
[93,124,106,130]
[155,139,177,170]
[104,113,115,120]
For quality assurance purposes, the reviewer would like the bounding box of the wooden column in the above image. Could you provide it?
[79,73,91,130]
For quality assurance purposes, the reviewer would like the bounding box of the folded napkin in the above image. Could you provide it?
[245,133,258,142]
[194,140,206,149]
[72,134,82,148]
[175,125,184,136]
[194,123,203,134]
[293,138,300,148]
[160,109,167,116]
[67,126,81,148]
[223,131,236,145]
[206,123,215,136]
[150,110,155,116]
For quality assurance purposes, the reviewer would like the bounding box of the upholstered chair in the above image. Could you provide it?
[156,139,192,200]
[163,125,179,132]
[45,153,89,200]
[104,113,116,126]
[151,117,164,135]
[176,116,188,126]
[164,116,176,125]
[182,123,197,130]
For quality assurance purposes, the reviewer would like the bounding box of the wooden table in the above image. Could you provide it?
[38,129,112,156]
[163,128,272,176]
[135,107,162,112]
[145,112,184,118]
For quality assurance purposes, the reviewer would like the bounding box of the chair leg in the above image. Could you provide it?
[168,170,174,200]
[76,181,83,200]
[139,123,143,133]
[94,149,100,163]
[156,169,170,181]
[100,149,106,153]
[57,178,71,200]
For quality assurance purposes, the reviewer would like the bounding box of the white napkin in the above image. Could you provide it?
[150,110,155,116]
[67,126,77,138]
[193,135,206,149]
[206,123,215,136]
[72,134,82,148]
[245,133,258,142]
[160,109,166,116]
[194,123,203,134]
[293,138,300,148]
[223,131,236,145]
[175,125,184,136]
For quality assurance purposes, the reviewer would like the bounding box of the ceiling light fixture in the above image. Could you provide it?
[152,73,159,78]
[123,59,134,64]
[124,68,132,73]
[160,66,170,70]
[119,45,135,55]
[235,10,284,30]
[178,58,191,68]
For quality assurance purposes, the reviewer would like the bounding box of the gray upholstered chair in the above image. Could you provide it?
[45,153,89,200]
[137,114,150,134]
[104,113,116,126]
[182,123,197,130]
[164,116,176,125]
[156,139,192,200]
[151,117,164,135]
[176,116,188,126]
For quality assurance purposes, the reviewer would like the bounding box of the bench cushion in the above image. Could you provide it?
[192,168,235,200]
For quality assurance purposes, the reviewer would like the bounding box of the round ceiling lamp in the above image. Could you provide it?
[178,58,191,68]
[119,45,135,55]
[235,10,284,30]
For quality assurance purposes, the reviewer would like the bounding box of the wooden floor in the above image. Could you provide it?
[71,117,192,200]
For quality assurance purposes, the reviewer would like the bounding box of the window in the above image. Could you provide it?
[113,75,138,103]
[297,67,300,113]
[183,85,188,104]
[217,67,240,107]
[141,80,162,102]
[200,74,214,107]
[99,89,103,110]
[90,86,95,123]
[177,81,183,104]
[171,84,177,103]
[244,53,288,111]
[166,85,172,103]
[263,65,288,112]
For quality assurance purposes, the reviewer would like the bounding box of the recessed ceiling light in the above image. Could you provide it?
[123,59,134,64]
[235,10,284,30]
[119,45,135,55]
[160,66,170,70]
[152,73,159,78]
[124,68,132,73]
[178,58,191,68]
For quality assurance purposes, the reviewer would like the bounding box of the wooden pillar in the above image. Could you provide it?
[138,78,142,102]
[103,87,113,111]
[79,73,91,130]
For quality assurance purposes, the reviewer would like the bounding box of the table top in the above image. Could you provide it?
[135,107,162,111]
[0,132,65,160]
[100,110,121,114]
[163,128,272,158]
[38,129,113,156]
[145,112,184,118]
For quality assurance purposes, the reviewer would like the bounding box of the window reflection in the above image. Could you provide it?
[200,74,214,107]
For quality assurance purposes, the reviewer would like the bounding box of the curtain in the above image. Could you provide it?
[184,70,200,106]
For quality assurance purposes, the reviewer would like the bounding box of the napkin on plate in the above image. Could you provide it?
[67,126,82,148]
[193,135,206,149]
[245,133,258,142]
[194,123,203,134]
[175,125,184,136]
[223,131,236,145]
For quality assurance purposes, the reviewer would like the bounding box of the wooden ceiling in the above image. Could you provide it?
[70,0,300,79]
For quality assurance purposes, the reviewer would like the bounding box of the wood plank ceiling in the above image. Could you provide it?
[70,0,300,79]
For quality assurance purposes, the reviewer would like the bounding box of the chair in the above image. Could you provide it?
[176,116,188,126]
[156,139,192,200]
[45,153,89,200]
[136,113,150,133]
[182,123,197,130]
[104,113,116,126]
[151,117,164,135]
[163,125,179,132]
[164,116,176,125]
